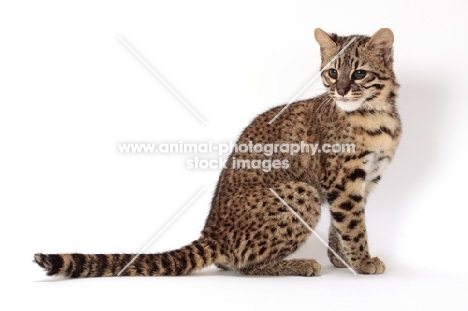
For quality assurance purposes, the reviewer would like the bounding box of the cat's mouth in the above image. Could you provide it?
[334,98,365,112]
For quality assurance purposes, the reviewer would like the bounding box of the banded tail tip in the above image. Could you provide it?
[34,253,62,276]
[34,253,46,267]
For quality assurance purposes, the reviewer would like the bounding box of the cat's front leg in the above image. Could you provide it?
[327,168,385,274]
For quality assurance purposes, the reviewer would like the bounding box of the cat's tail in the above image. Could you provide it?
[34,238,219,278]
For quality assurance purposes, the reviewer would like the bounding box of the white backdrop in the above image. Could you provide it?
[1,0,467,310]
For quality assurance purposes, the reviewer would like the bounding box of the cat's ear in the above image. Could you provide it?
[366,28,394,55]
[314,28,336,51]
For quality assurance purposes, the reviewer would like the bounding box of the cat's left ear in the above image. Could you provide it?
[314,28,336,51]
[366,28,394,56]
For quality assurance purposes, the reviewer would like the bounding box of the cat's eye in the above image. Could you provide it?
[329,69,338,79]
[353,70,367,80]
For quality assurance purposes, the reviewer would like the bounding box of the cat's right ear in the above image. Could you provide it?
[314,28,336,51]
[365,28,394,56]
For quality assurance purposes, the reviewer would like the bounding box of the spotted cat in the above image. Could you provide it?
[35,28,401,277]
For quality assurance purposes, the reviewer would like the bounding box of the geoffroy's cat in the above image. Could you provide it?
[35,28,401,277]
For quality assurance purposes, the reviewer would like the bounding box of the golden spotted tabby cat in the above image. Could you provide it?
[35,28,401,277]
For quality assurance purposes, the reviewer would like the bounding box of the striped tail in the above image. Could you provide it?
[34,238,218,278]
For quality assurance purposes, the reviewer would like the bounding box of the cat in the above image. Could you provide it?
[34,28,401,277]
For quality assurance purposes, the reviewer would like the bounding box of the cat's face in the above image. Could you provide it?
[315,28,397,112]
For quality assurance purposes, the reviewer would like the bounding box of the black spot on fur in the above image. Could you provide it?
[331,212,346,222]
[365,94,379,101]
[348,219,360,230]
[353,232,365,243]
[380,126,393,137]
[327,190,340,204]
[357,151,371,159]
[349,168,366,181]
[366,129,383,136]
[339,201,354,211]
[335,184,345,191]
[353,210,364,216]
[349,194,363,203]
[342,235,351,241]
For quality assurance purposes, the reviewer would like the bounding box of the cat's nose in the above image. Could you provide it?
[337,85,351,96]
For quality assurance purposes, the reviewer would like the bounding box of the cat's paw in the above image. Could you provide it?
[301,259,322,277]
[328,249,347,268]
[356,257,386,274]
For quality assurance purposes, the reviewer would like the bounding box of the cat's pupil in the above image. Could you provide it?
[329,69,338,79]
[354,70,367,79]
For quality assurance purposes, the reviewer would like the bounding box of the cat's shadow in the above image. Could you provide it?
[293,74,444,268]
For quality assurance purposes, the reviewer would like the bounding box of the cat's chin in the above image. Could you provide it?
[334,98,365,112]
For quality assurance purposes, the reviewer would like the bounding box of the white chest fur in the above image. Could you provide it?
[363,152,390,183]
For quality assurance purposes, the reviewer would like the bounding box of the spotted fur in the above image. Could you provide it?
[35,28,401,277]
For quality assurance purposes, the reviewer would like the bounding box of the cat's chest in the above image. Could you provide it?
[362,152,390,183]
[331,111,400,154]
[319,111,400,183]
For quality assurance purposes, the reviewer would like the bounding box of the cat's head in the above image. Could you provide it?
[314,28,398,112]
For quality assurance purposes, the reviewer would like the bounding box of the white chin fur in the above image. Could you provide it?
[335,99,364,112]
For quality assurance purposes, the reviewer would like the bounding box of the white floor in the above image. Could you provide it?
[21,260,467,311]
[16,230,468,311]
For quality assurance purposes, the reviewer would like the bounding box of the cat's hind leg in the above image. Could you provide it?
[226,181,322,276]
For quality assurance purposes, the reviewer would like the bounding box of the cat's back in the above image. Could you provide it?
[237,94,328,143]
